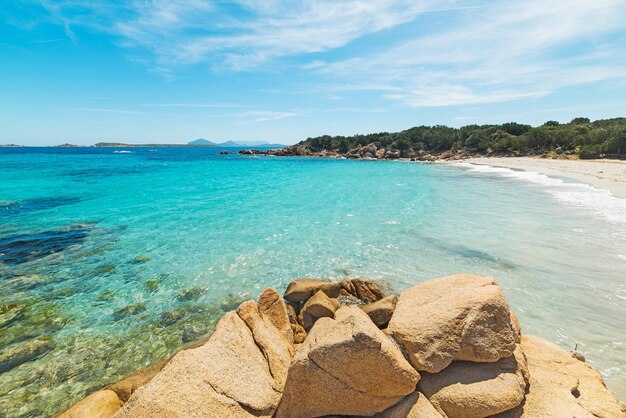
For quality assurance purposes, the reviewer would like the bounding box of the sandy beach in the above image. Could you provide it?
[462,157,626,199]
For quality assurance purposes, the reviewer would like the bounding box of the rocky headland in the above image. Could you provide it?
[238,143,479,161]
[59,274,625,418]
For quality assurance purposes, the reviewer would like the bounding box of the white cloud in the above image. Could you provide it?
[30,0,626,108]
[316,0,626,106]
[34,0,468,68]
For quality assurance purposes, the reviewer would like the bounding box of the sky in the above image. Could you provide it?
[1,1,626,145]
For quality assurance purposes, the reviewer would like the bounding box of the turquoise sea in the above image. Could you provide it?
[1,147,625,417]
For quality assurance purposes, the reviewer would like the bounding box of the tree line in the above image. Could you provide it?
[300,117,626,159]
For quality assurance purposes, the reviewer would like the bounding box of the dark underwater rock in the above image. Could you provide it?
[0,336,54,373]
[112,303,147,321]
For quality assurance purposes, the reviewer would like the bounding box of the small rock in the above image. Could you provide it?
[291,323,307,344]
[360,295,398,328]
[571,351,586,362]
[303,290,337,318]
[58,389,123,418]
[283,278,341,303]
[340,278,386,303]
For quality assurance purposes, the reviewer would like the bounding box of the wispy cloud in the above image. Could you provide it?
[31,0,468,69]
[142,103,252,108]
[240,111,299,123]
[23,0,626,109]
[314,0,626,106]
[67,107,147,115]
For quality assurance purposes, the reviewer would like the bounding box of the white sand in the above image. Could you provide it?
[461,157,626,199]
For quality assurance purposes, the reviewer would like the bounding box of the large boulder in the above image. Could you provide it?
[418,345,529,418]
[59,390,123,418]
[283,279,341,303]
[375,391,444,418]
[388,274,516,373]
[495,335,626,418]
[276,306,419,418]
[257,288,294,343]
[360,295,398,328]
[116,309,291,417]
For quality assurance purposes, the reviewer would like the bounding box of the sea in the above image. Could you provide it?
[1,146,625,417]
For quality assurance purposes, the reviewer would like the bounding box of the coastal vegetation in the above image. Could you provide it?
[295,117,626,159]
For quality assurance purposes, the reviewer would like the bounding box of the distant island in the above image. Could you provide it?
[268,117,626,161]
[187,138,285,147]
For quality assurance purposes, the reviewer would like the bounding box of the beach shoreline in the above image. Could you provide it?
[456,157,626,199]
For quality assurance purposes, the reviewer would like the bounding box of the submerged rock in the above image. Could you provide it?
[131,255,150,264]
[0,336,53,373]
[176,285,207,301]
[276,306,419,418]
[96,290,115,302]
[112,303,147,321]
[143,278,159,292]
[388,274,516,373]
[159,309,183,327]
[220,292,251,312]
[0,302,27,328]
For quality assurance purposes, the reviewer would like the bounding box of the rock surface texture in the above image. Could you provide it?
[388,274,516,373]
[419,345,529,417]
[59,275,624,418]
[494,335,626,418]
[115,299,292,417]
[276,306,419,417]
[59,390,123,418]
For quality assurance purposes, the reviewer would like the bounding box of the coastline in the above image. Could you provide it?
[457,157,626,199]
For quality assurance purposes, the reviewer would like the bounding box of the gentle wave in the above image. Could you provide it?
[454,162,626,226]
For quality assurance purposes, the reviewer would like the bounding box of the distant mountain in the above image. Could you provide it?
[219,140,240,147]
[187,138,285,148]
[188,138,217,146]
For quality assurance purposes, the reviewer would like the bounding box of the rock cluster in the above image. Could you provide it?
[59,274,626,418]
[237,144,479,162]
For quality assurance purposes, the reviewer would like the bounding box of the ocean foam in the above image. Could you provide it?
[454,162,626,226]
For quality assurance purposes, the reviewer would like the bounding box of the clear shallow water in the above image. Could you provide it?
[0,147,624,417]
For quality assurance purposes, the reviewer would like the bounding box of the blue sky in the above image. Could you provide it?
[1,0,626,145]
